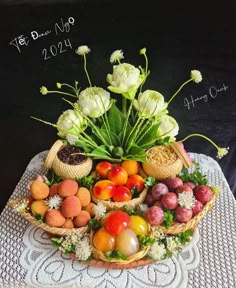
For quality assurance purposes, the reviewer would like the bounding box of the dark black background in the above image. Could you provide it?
[0,0,235,213]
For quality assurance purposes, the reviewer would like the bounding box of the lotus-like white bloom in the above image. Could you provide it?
[75,45,91,56]
[110,49,124,63]
[56,109,87,143]
[191,70,202,83]
[133,90,168,118]
[107,63,144,98]
[156,115,179,141]
[77,87,111,118]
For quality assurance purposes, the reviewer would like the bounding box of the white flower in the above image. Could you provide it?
[217,147,229,159]
[191,70,202,83]
[156,115,179,141]
[153,227,165,240]
[133,90,168,118]
[110,50,124,63]
[166,237,180,253]
[93,202,106,219]
[66,134,78,145]
[107,63,143,96]
[138,204,148,213]
[56,109,87,140]
[178,192,196,208]
[77,87,111,118]
[75,235,92,261]
[75,45,91,56]
[15,199,29,212]
[148,242,166,261]
[46,195,62,210]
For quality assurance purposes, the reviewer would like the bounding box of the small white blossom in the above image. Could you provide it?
[217,147,229,159]
[138,204,148,213]
[46,195,62,210]
[75,45,91,56]
[153,227,165,240]
[75,235,92,261]
[15,199,29,212]
[148,242,166,261]
[191,70,202,83]
[93,202,106,219]
[110,50,124,63]
[166,237,181,253]
[178,192,196,209]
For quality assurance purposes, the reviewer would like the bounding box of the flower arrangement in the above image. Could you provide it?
[33,45,229,162]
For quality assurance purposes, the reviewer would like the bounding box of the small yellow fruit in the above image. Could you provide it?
[130,215,148,236]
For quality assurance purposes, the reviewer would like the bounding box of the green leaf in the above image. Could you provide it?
[51,237,63,247]
[124,145,146,162]
[131,186,141,198]
[178,161,208,185]
[144,176,157,188]
[76,175,95,189]
[105,249,127,261]
[35,213,45,222]
[46,169,62,186]
[107,103,126,135]
[137,235,155,248]
[177,230,193,245]
[123,204,142,216]
[162,210,175,228]
[88,219,101,232]
[90,145,111,158]
[99,128,121,147]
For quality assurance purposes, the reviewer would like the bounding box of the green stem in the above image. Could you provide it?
[47,90,77,98]
[121,102,133,146]
[83,55,92,87]
[124,115,142,148]
[127,118,145,152]
[179,133,220,150]
[122,97,127,116]
[60,83,78,95]
[168,78,193,105]
[101,114,112,145]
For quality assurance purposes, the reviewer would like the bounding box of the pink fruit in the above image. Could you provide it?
[164,177,183,191]
[151,183,169,200]
[145,194,155,207]
[175,206,193,223]
[184,182,196,190]
[194,185,213,204]
[192,200,203,216]
[175,185,193,195]
[146,206,164,226]
[161,192,178,210]
[153,200,162,208]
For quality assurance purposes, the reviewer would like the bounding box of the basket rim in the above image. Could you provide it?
[159,188,220,234]
[8,199,88,236]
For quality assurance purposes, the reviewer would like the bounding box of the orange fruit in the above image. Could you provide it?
[93,227,115,253]
[121,160,140,176]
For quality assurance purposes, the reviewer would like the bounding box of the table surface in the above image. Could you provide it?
[0,151,235,288]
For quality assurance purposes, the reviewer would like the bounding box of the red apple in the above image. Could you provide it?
[113,186,132,202]
[93,180,116,200]
[146,206,164,226]
[95,161,113,178]
[151,183,169,200]
[161,192,178,210]
[107,165,128,186]
[194,185,213,204]
[175,185,193,195]
[125,175,145,191]
[192,200,203,216]
[175,206,193,222]
[164,177,183,191]
[105,211,131,236]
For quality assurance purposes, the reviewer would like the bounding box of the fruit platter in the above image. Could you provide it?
[8,46,226,268]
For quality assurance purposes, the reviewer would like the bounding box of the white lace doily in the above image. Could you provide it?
[0,152,236,288]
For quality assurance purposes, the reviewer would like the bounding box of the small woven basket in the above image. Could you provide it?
[91,188,148,211]
[44,140,93,180]
[90,222,153,264]
[159,189,220,234]
[8,199,88,236]
[142,145,184,180]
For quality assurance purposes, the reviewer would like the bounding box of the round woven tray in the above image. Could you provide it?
[159,188,220,234]
[142,145,184,180]
[44,140,93,180]
[91,188,148,211]
[90,222,153,265]
[8,199,88,236]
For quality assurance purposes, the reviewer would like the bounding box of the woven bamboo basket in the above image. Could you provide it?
[159,188,220,234]
[8,199,88,236]
[90,222,153,264]
[91,188,148,211]
[142,145,184,180]
[44,140,93,180]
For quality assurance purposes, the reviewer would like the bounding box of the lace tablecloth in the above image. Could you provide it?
[0,152,236,288]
